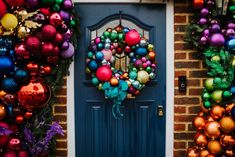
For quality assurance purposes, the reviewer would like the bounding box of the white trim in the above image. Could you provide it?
[74,0,167,3]
[67,1,174,157]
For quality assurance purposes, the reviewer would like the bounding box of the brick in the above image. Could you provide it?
[174,15,187,23]
[175,97,199,104]
[174,115,196,122]
[175,53,186,59]
[175,61,200,69]
[174,141,186,149]
[174,34,185,42]
[187,80,200,87]
[54,115,67,122]
[54,106,67,114]
[56,150,67,157]
[174,124,186,131]
[188,52,203,60]
[174,133,195,140]
[174,150,186,157]
[56,141,67,148]
[55,97,67,104]
[188,141,195,148]
[175,71,187,77]
[189,70,208,78]
[55,88,67,95]
[188,124,195,131]
[175,89,187,96]
[175,43,192,51]
[175,106,186,113]
[188,88,203,95]
[174,25,187,32]
[188,106,201,114]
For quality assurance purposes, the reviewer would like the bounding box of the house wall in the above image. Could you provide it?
[53,1,204,156]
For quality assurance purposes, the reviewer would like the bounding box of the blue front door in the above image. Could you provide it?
[74,4,166,157]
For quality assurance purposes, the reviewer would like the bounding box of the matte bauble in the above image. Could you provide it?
[193,0,204,9]
[41,25,57,40]
[8,138,21,150]
[219,117,235,133]
[88,60,98,71]
[61,42,74,58]
[210,105,225,120]
[5,0,24,6]
[211,90,223,103]
[42,42,54,56]
[3,151,17,157]
[2,78,18,93]
[0,122,10,147]
[0,104,6,120]
[220,134,234,150]
[1,13,18,30]
[135,47,147,56]
[210,33,225,47]
[193,116,206,130]
[207,140,222,155]
[0,0,7,18]
[49,13,62,27]
[204,78,214,91]
[204,121,220,139]
[96,66,112,82]
[95,51,104,61]
[14,69,28,83]
[26,36,41,54]
[17,78,51,109]
[137,70,149,84]
[194,132,208,148]
[101,49,112,61]
[186,147,199,157]
[18,150,29,157]
[125,29,141,46]
[0,56,14,75]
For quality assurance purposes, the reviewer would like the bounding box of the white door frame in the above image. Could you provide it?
[67,1,174,157]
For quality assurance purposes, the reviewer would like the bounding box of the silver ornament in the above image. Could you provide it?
[139,39,148,47]
[149,72,156,79]
[104,43,111,50]
[105,38,111,43]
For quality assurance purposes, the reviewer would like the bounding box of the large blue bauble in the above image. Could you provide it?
[14,69,28,83]
[226,38,235,52]
[95,51,104,61]
[230,86,235,94]
[232,106,235,119]
[88,60,98,71]
[0,56,14,75]
[135,47,147,56]
[1,78,18,93]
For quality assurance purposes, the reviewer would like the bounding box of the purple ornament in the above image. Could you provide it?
[207,0,214,8]
[134,60,142,67]
[61,41,69,50]
[146,60,151,66]
[210,20,218,24]
[210,33,225,47]
[199,18,208,25]
[59,10,70,21]
[63,0,73,10]
[26,0,39,8]
[151,64,156,68]
[226,29,235,37]
[227,22,235,29]
[95,37,101,45]
[141,57,147,62]
[88,43,97,52]
[128,86,136,94]
[63,29,73,41]
[203,29,210,37]
[200,8,209,17]
[61,43,75,58]
[211,24,220,33]
[199,36,208,45]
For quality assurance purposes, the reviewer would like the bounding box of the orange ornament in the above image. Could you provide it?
[186,147,199,157]
[206,154,216,157]
[204,121,221,139]
[110,77,119,86]
[199,149,209,157]
[226,103,235,114]
[193,0,204,9]
[24,111,33,119]
[225,150,235,157]
[193,116,206,130]
[0,104,6,120]
[194,132,208,148]
[207,140,222,155]
[148,51,156,61]
[220,134,234,150]
[15,115,24,124]
[210,105,225,120]
[0,90,6,99]
[219,117,235,133]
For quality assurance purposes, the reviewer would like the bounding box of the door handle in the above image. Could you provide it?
[157,105,164,117]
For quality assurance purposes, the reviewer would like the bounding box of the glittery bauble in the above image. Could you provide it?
[17,78,51,110]
[194,132,208,148]
[220,134,234,150]
[186,147,199,157]
[2,78,18,93]
[125,29,141,46]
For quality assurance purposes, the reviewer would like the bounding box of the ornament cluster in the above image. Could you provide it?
[186,0,235,156]
[0,0,77,156]
[86,26,157,118]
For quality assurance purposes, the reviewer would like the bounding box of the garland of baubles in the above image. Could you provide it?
[0,0,78,156]
[186,0,235,156]
[86,26,157,118]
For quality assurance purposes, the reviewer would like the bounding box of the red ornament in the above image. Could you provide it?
[96,66,112,81]
[0,122,10,147]
[47,56,59,64]
[9,124,19,133]
[39,65,52,75]
[18,150,29,157]
[49,13,62,27]
[42,42,54,56]
[24,111,33,119]
[193,0,204,9]
[0,0,7,18]
[125,29,140,46]
[41,25,57,40]
[116,47,123,54]
[125,46,131,53]
[8,138,21,151]
[54,33,64,45]
[26,62,39,76]
[3,151,17,157]
[5,0,24,6]
[15,115,24,124]
[3,94,17,104]
[17,77,51,110]
[40,8,50,16]
[15,44,30,60]
[26,36,42,55]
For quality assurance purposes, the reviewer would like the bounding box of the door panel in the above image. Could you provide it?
[74,4,166,157]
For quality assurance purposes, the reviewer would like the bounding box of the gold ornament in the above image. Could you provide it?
[137,70,149,84]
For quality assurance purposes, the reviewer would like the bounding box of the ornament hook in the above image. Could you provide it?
[119,10,123,26]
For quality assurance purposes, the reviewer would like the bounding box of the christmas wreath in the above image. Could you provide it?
[86,25,157,118]
[0,0,78,156]
[186,0,235,156]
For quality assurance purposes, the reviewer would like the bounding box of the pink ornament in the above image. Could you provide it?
[227,22,235,29]
[95,37,101,44]
[96,66,112,81]
[142,63,148,69]
[18,150,29,157]
[49,13,62,27]
[101,49,112,61]
[3,151,17,157]
[151,64,156,68]
[134,59,142,67]
[141,57,147,62]
[125,29,141,46]
[146,60,151,66]
[8,138,21,151]
[15,44,30,59]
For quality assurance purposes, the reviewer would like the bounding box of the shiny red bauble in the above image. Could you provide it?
[49,13,62,27]
[26,36,42,54]
[0,0,7,18]
[54,33,64,45]
[193,0,204,9]
[42,42,54,56]
[17,78,51,110]
[15,44,30,59]
[3,151,17,157]
[125,29,140,46]
[5,0,24,7]
[18,150,29,157]
[96,66,112,81]
[41,25,57,40]
[0,122,10,147]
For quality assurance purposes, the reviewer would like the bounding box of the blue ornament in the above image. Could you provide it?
[231,106,235,119]
[14,69,28,83]
[91,77,99,85]
[95,51,104,61]
[0,56,15,75]
[88,60,98,71]
[0,47,7,55]
[2,78,18,93]
[129,71,137,79]
[123,27,130,33]
[7,104,13,117]
[97,43,104,50]
[226,38,235,52]
[135,47,147,56]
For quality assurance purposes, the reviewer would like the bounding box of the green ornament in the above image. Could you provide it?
[202,92,211,101]
[110,31,118,41]
[97,43,103,50]
[91,77,99,85]
[42,0,55,6]
[149,72,156,79]
[223,91,232,100]
[118,33,124,41]
[213,77,222,85]
[211,90,223,103]
[132,68,137,72]
[131,46,136,51]
[129,71,137,79]
[129,52,134,57]
[55,0,63,4]
[203,101,212,109]
[146,67,152,73]
[103,31,110,38]
[100,36,105,41]
[70,20,76,27]
[87,51,94,59]
[53,4,60,12]
[204,78,214,92]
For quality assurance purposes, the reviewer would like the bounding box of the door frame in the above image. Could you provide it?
[67,1,174,157]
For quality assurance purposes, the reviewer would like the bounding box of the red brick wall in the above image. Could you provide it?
[174,1,205,156]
